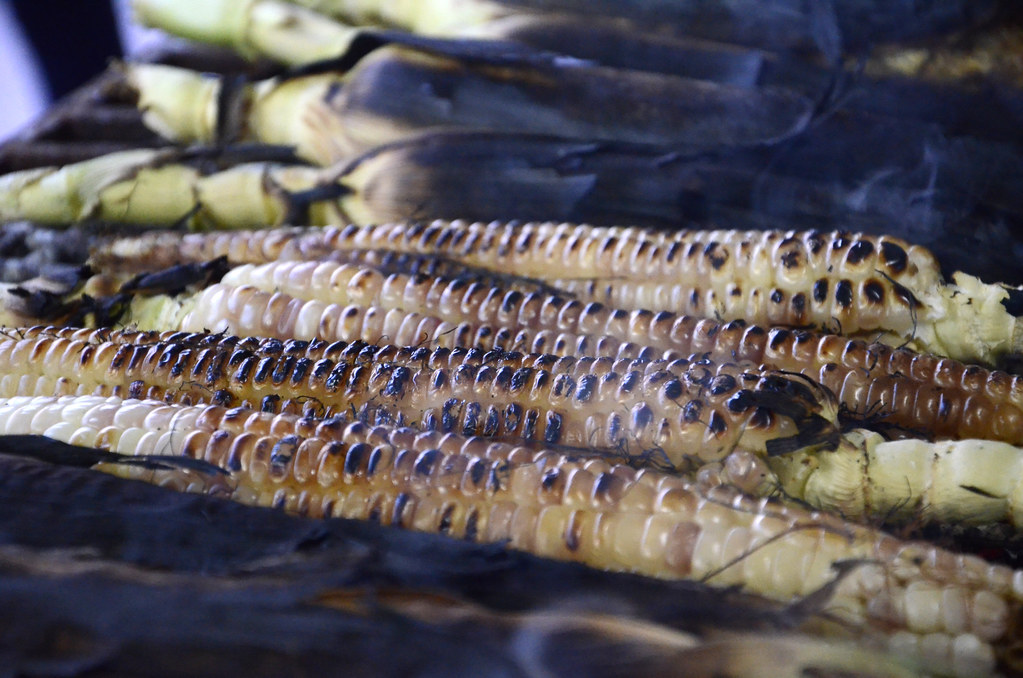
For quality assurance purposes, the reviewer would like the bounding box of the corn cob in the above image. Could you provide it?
[125,50,811,168]
[765,431,1023,529]
[0,391,1010,676]
[0,328,840,465]
[320,129,1023,283]
[93,220,1023,367]
[11,249,1023,447]
[136,0,773,73]
[132,0,1021,152]
[152,260,1023,440]
[213,235,936,345]
[17,325,1023,538]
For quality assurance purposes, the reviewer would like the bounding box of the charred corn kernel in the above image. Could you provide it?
[0,328,839,465]
[93,221,1023,365]
[2,390,1019,666]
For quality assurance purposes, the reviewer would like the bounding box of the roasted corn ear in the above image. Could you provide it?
[0,327,842,465]
[11,243,1023,446]
[93,221,1023,366]
[0,391,1010,676]
[137,0,1000,59]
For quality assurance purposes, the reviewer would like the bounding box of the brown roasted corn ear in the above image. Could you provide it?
[137,262,1023,446]
[0,327,842,466]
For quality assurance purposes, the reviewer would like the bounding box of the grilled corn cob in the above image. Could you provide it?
[0,327,840,465]
[215,235,935,345]
[16,256,1023,448]
[131,0,1022,151]
[134,0,769,84]
[15,324,1023,540]
[92,221,1023,366]
[0,391,1010,676]
[9,247,1023,446]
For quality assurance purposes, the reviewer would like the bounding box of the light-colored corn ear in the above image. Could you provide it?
[133,0,360,64]
[0,391,1011,675]
[769,430,1023,527]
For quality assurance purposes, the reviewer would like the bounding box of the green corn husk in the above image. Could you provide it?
[124,45,811,167]
[133,0,362,64]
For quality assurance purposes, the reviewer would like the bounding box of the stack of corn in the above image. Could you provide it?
[2,1,1023,674]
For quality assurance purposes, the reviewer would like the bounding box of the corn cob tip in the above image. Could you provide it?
[914,272,1023,367]
[124,63,221,145]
